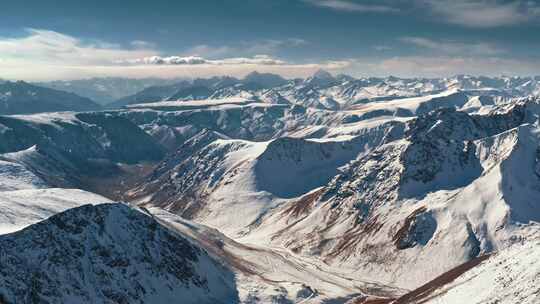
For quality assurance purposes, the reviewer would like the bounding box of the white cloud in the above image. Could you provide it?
[120,54,287,66]
[0,28,157,66]
[304,0,399,13]
[420,0,540,28]
[0,29,346,81]
[400,36,505,55]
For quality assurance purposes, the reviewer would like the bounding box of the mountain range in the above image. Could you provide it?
[0,81,101,115]
[0,70,539,303]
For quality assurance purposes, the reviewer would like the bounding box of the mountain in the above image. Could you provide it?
[126,94,540,292]
[2,74,540,302]
[304,69,338,88]
[105,74,540,113]
[243,71,288,89]
[108,80,192,108]
[0,81,101,115]
[0,111,165,197]
[168,85,215,101]
[37,77,187,105]
[0,203,239,303]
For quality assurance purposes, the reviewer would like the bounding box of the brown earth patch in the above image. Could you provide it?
[284,188,325,218]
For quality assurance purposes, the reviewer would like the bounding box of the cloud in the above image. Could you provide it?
[0,28,157,65]
[120,54,288,66]
[304,0,399,13]
[344,55,540,77]
[419,0,540,28]
[0,29,346,81]
[400,36,505,55]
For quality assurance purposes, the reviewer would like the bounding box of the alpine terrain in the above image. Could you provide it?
[0,70,538,303]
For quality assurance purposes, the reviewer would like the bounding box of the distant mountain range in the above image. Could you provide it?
[36,77,187,105]
[107,71,540,109]
[3,72,538,116]
[0,81,101,115]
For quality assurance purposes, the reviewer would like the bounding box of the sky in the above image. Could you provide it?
[1,0,540,80]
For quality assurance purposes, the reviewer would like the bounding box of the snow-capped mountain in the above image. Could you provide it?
[104,73,540,113]
[0,81,101,115]
[125,94,540,293]
[1,72,540,303]
[243,71,288,88]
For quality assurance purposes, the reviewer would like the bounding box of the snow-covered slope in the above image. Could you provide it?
[387,234,539,304]
[0,159,47,191]
[417,237,540,304]
[240,100,540,289]
[128,118,403,236]
[0,188,111,234]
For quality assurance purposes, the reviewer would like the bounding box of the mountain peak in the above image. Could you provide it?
[242,71,287,88]
[312,69,334,80]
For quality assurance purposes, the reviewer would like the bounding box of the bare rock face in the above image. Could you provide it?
[393,207,437,250]
[0,203,238,304]
[536,147,540,178]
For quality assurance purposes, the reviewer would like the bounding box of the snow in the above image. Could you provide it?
[0,159,47,191]
[127,97,255,109]
[0,188,112,234]
[348,89,467,116]
[9,111,80,125]
[421,235,540,304]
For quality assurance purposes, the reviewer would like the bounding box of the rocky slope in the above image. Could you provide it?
[0,203,238,303]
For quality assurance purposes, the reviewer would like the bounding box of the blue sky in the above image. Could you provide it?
[1,0,540,80]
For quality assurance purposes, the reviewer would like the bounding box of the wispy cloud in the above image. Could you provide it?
[0,29,346,81]
[304,0,399,13]
[400,36,505,55]
[0,28,156,65]
[419,0,540,28]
